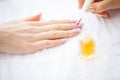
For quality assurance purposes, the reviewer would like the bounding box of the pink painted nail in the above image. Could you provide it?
[76,18,82,25]
[71,29,81,33]
[60,38,68,43]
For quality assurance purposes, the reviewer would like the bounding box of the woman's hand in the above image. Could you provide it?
[78,0,120,18]
[0,14,81,54]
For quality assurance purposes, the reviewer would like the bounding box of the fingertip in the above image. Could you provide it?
[71,29,81,33]
[60,38,68,43]
[78,0,85,9]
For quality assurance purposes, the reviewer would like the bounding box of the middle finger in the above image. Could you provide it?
[27,20,77,27]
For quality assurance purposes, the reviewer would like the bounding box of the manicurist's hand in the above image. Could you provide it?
[78,0,120,18]
[0,14,81,54]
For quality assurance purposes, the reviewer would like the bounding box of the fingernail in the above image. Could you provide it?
[71,29,81,33]
[76,22,83,29]
[86,5,95,12]
[69,20,78,23]
[60,38,68,43]
[76,23,82,29]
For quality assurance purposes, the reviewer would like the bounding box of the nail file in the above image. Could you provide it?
[76,0,94,25]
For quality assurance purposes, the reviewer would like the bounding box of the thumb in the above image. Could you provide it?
[24,13,42,21]
[88,0,111,13]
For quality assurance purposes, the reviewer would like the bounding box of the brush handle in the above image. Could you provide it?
[81,0,94,11]
[77,0,94,23]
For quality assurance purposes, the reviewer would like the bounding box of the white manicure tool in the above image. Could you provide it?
[81,0,94,11]
[76,0,94,25]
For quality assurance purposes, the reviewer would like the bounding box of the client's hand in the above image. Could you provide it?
[0,14,81,54]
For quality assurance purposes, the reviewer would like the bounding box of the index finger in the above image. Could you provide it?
[78,0,85,9]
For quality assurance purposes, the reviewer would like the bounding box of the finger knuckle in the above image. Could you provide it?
[24,26,37,33]
[26,21,35,26]
[44,40,52,46]
[52,31,59,36]
[55,24,62,29]
[66,32,72,37]
[30,27,37,32]
[27,34,36,41]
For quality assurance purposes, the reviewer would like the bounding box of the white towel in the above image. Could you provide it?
[0,0,120,80]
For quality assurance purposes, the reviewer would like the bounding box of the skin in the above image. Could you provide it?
[78,0,120,18]
[0,13,81,55]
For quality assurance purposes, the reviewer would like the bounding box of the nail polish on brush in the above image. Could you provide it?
[76,18,82,26]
